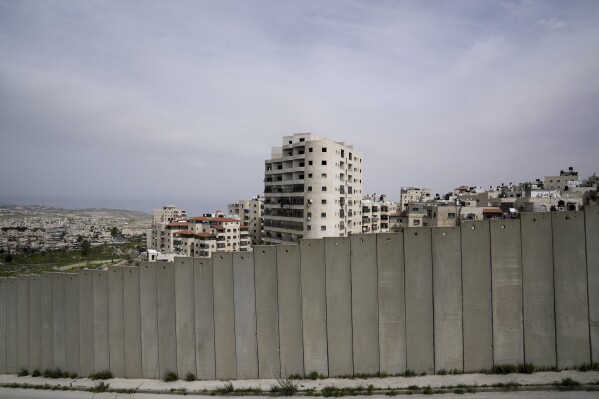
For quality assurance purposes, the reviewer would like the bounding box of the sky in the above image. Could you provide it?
[1,0,598,215]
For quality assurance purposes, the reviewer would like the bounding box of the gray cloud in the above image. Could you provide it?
[1,0,598,214]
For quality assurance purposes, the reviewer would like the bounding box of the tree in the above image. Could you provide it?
[110,227,120,238]
[81,240,91,256]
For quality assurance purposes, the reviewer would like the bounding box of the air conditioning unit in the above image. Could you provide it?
[307,217,311,221]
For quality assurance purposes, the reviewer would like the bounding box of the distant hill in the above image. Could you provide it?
[0,203,151,223]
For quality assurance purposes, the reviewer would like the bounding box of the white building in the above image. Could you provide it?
[228,197,264,245]
[152,205,186,224]
[263,133,364,244]
[400,187,432,211]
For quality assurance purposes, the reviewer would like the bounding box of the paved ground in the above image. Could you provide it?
[1,370,598,396]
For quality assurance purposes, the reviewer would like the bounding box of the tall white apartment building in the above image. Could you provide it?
[263,133,363,244]
[152,205,186,224]
[228,196,264,245]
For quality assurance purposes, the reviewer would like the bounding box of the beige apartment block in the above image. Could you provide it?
[149,221,188,252]
[152,205,186,224]
[263,133,364,244]
[400,187,432,211]
[172,215,250,258]
[544,167,580,191]
[361,195,398,233]
[228,197,264,245]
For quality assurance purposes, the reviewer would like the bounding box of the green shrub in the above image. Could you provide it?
[163,371,178,382]
[31,370,41,377]
[556,377,581,391]
[492,364,517,374]
[18,368,29,377]
[184,372,196,381]
[403,369,416,377]
[89,370,113,380]
[518,363,536,374]
[90,381,109,393]
[271,377,298,396]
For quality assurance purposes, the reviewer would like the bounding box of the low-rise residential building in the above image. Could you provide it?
[361,195,397,233]
[228,197,264,245]
[400,187,432,211]
[152,205,186,224]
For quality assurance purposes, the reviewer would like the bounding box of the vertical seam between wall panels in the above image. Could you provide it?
[459,226,465,373]
[488,222,494,368]
[172,265,178,376]
[348,238,354,376]
[402,229,408,373]
[519,220,526,366]
[550,214,559,368]
[252,254,260,378]
[375,234,380,374]
[583,211,593,363]
[430,229,435,374]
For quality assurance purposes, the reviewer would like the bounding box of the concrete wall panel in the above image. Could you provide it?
[93,270,109,372]
[65,273,80,375]
[108,267,126,377]
[325,237,353,377]
[28,275,41,372]
[175,258,196,377]
[213,253,236,380]
[193,258,215,380]
[0,278,6,374]
[404,228,434,374]
[276,244,304,377]
[520,213,556,367]
[350,234,379,375]
[461,221,493,371]
[139,262,159,379]
[586,206,599,364]
[254,246,280,378]
[78,270,94,377]
[53,274,66,371]
[233,252,258,379]
[41,273,55,372]
[490,219,524,365]
[17,276,30,371]
[157,263,177,377]
[300,239,328,376]
[377,232,406,375]
[553,211,591,368]
[123,266,142,378]
[432,227,463,372]
[6,278,18,373]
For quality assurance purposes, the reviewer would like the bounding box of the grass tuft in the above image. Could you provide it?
[162,371,178,382]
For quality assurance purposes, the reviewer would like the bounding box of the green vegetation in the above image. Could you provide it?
[89,370,113,380]
[89,381,110,393]
[0,242,140,276]
[17,368,29,376]
[163,371,178,382]
[43,368,70,378]
[270,377,298,396]
[556,377,582,390]
[185,372,196,381]
[216,381,235,393]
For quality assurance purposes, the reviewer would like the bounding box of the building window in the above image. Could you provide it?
[309,148,313,152]
[307,225,311,230]
[322,199,327,204]
[308,173,313,178]
[322,147,327,152]
[321,226,326,231]
[322,186,327,191]
[321,212,326,217]
[322,173,327,178]
[309,161,313,165]
[300,138,305,142]
[308,186,312,191]
[322,160,327,165]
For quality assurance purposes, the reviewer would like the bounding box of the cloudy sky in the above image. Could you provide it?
[1,0,598,215]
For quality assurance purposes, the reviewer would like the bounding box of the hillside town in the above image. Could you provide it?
[144,133,599,261]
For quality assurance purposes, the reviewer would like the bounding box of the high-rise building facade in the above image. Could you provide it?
[227,196,264,245]
[263,133,363,244]
[152,205,187,224]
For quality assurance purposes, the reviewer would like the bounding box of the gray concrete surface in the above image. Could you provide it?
[40,273,54,373]
[233,252,259,379]
[213,253,236,380]
[325,237,353,377]
[27,275,40,373]
[193,257,216,380]
[108,267,126,377]
[254,246,280,378]
[404,228,434,374]
[156,263,177,377]
[552,211,591,368]
[350,234,379,375]
[0,278,6,374]
[93,270,110,373]
[123,266,142,378]
[78,270,94,377]
[17,276,29,371]
[52,274,66,371]
[432,227,463,372]
[585,206,599,364]
[174,257,196,378]
[139,262,159,379]
[6,278,18,374]
[300,239,328,377]
[276,244,304,377]
[520,212,556,367]
[490,219,524,365]
[377,232,406,375]
[65,273,80,375]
